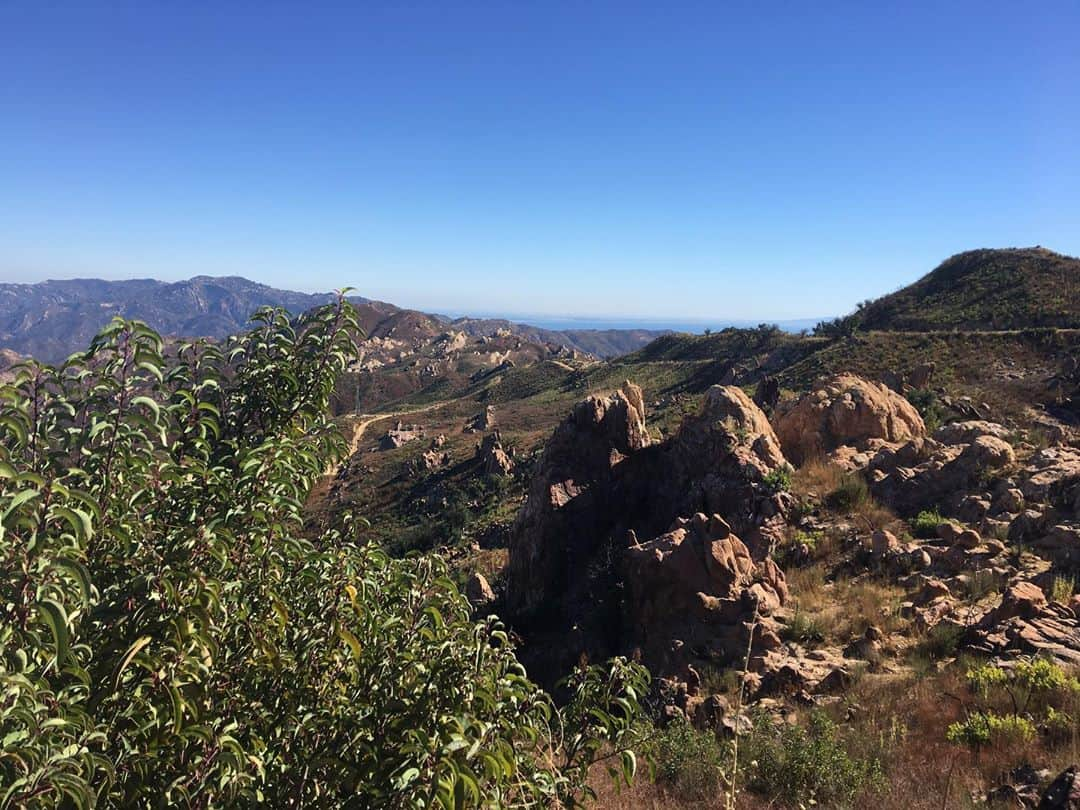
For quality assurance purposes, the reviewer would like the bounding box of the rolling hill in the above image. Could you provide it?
[854,247,1080,331]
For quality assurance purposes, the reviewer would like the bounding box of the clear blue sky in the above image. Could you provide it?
[2,2,1078,321]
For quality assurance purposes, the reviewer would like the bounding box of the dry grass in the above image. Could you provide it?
[792,457,845,497]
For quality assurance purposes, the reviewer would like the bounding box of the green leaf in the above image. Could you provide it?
[50,557,94,607]
[36,598,70,666]
[113,636,153,689]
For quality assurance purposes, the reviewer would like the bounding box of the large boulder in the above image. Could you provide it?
[774,374,925,465]
[624,513,787,681]
[505,381,649,618]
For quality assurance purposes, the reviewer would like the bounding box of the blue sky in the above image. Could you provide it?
[2,2,1078,321]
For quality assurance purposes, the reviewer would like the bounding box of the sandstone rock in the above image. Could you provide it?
[934,420,1012,445]
[867,529,899,556]
[464,405,497,434]
[505,383,790,684]
[994,487,1025,515]
[475,432,514,477]
[624,513,788,676]
[465,573,495,607]
[907,361,936,390]
[380,423,424,449]
[1022,448,1080,514]
[872,435,1015,515]
[773,374,926,465]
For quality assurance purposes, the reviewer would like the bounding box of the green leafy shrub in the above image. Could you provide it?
[910,508,944,539]
[905,388,947,433]
[0,301,648,808]
[946,712,1035,748]
[642,717,730,801]
[762,465,793,494]
[745,710,885,808]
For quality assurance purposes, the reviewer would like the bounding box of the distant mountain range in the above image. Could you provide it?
[0,276,669,362]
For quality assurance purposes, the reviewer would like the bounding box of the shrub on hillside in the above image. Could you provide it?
[0,300,648,808]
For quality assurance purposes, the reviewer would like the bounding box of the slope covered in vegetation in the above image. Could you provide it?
[853,247,1080,331]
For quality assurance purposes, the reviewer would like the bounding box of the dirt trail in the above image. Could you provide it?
[327,398,466,476]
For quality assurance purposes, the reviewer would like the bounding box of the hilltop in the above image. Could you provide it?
[851,247,1080,332]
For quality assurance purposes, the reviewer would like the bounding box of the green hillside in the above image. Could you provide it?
[853,247,1080,331]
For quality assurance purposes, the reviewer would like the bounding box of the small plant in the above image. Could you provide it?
[763,464,793,494]
[827,473,870,512]
[910,508,944,539]
[1051,574,1076,604]
[906,388,947,433]
[783,606,827,646]
[912,622,964,665]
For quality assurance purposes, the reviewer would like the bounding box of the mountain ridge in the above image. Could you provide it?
[0,275,666,361]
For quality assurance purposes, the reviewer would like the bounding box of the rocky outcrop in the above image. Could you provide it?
[773,374,925,465]
[868,434,1016,515]
[624,513,787,678]
[505,382,789,684]
[379,421,425,450]
[475,432,514,477]
[506,381,650,620]
[464,405,497,433]
[1039,766,1080,809]
[965,583,1080,666]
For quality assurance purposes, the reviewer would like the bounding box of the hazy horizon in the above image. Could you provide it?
[3,3,1079,320]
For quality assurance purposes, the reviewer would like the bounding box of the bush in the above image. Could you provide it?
[762,465,793,494]
[642,717,730,800]
[783,608,827,646]
[0,302,649,808]
[826,473,870,512]
[910,508,944,539]
[745,710,885,807]
[913,622,964,664]
[906,388,947,433]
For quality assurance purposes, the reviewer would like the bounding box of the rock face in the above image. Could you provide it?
[773,374,925,465]
[505,382,789,684]
[624,513,787,680]
[505,382,651,621]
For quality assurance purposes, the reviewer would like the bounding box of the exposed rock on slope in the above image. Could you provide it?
[506,382,790,683]
[773,373,925,465]
[624,512,788,680]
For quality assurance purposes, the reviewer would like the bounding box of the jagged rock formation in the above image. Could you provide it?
[464,406,497,434]
[624,513,788,680]
[506,381,791,684]
[773,373,925,465]
[475,432,514,477]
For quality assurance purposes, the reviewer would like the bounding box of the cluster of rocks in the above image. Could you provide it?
[505,381,801,688]
[379,421,426,450]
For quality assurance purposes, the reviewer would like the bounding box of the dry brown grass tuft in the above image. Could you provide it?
[792,457,845,497]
